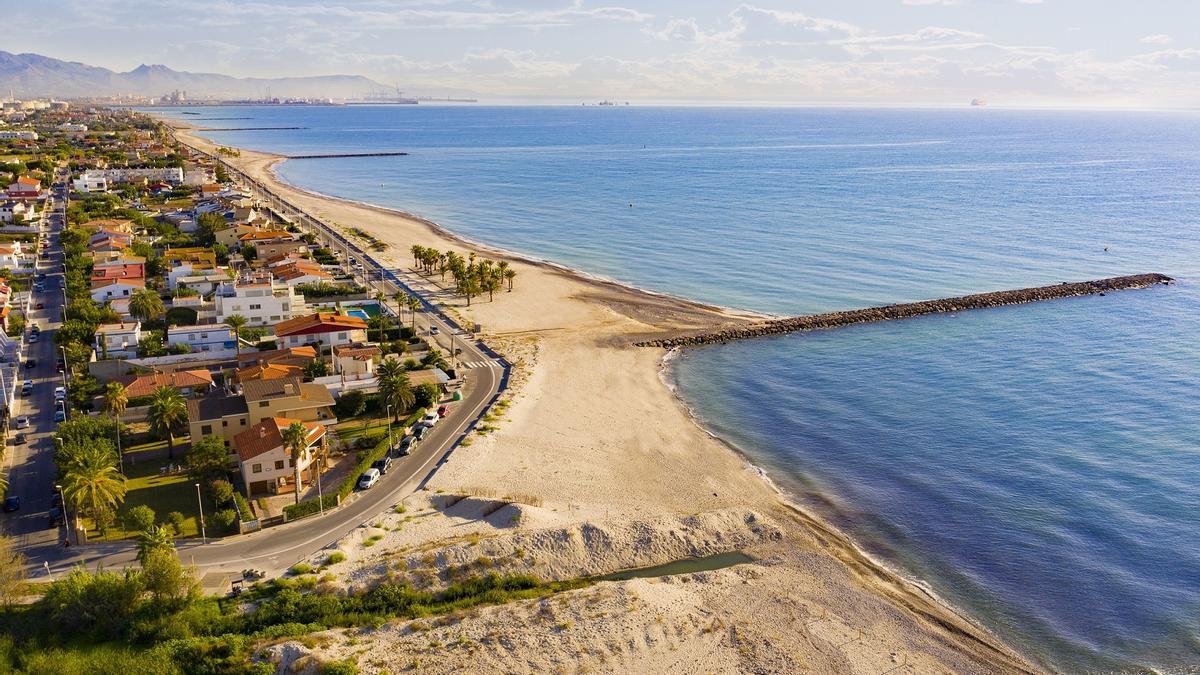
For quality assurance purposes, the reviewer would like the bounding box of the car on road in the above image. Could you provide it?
[421,411,439,427]
[13,433,26,445]
[357,468,381,490]
[48,506,62,528]
[394,435,416,457]
[429,326,440,336]
[412,425,429,441]
[21,380,32,395]
[32,283,43,292]
[24,358,36,368]
[2,496,19,513]
[437,405,449,418]
[54,386,66,401]
[371,455,393,475]
[27,333,38,343]
[53,409,65,422]
[14,416,29,429]
[34,302,43,310]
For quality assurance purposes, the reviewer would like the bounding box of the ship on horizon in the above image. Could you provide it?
[971,98,988,106]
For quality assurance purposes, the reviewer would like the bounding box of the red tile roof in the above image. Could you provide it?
[117,369,213,398]
[274,312,367,337]
[233,417,324,462]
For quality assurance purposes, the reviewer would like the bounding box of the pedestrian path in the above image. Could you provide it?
[458,359,504,370]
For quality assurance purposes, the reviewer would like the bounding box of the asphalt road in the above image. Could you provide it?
[9,157,509,582]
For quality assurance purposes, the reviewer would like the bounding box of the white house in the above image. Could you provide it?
[166,324,237,354]
[0,243,25,270]
[183,167,215,187]
[273,312,369,351]
[73,173,109,193]
[214,276,304,327]
[95,322,142,359]
[176,271,231,296]
[167,261,218,291]
[235,417,327,497]
[0,200,35,225]
[91,279,145,303]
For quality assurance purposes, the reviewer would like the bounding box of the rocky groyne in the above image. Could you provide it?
[637,273,1174,349]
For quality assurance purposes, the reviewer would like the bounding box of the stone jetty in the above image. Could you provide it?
[636,273,1174,349]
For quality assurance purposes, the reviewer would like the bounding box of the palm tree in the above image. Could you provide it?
[282,421,310,505]
[226,314,248,360]
[147,386,188,460]
[103,381,128,418]
[62,445,127,536]
[129,288,165,323]
[407,296,421,330]
[392,290,406,320]
[136,524,174,561]
[504,267,517,292]
[377,359,415,421]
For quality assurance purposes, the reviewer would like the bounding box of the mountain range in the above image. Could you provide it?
[0,51,390,99]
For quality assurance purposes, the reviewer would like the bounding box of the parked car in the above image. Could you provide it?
[421,411,439,428]
[34,302,43,310]
[412,425,429,441]
[394,436,416,457]
[53,410,65,422]
[2,496,19,513]
[54,386,66,401]
[32,283,43,293]
[429,326,440,336]
[437,405,449,418]
[27,333,38,343]
[357,468,381,490]
[371,455,392,475]
[13,433,26,445]
[14,416,29,429]
[24,358,35,368]
[47,506,62,528]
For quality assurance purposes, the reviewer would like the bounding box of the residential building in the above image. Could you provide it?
[214,275,304,327]
[89,230,134,249]
[242,376,337,426]
[164,247,218,269]
[78,167,184,185]
[166,324,237,354]
[176,271,231,296]
[273,313,368,350]
[0,200,35,224]
[0,243,25,270]
[0,131,37,140]
[215,223,258,249]
[236,362,304,383]
[72,173,108,193]
[186,395,250,446]
[91,278,145,303]
[90,263,144,287]
[253,238,307,262]
[235,418,327,497]
[118,369,214,399]
[6,176,40,199]
[78,219,133,234]
[272,260,332,286]
[332,344,379,377]
[95,322,142,359]
[236,346,318,371]
[183,167,214,186]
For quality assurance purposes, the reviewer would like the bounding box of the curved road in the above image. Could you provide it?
[8,148,510,582]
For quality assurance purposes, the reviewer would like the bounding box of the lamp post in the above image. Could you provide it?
[386,404,394,453]
[315,444,325,516]
[55,483,73,546]
[194,483,206,543]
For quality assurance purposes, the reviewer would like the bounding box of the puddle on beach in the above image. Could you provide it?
[596,552,754,582]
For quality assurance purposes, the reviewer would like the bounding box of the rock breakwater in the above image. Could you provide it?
[637,273,1174,349]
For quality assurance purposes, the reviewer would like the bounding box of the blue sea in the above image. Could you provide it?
[162,105,1200,672]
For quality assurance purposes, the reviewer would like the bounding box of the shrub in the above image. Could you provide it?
[283,494,339,521]
[290,563,313,576]
[212,509,237,531]
[124,505,156,533]
[327,552,346,565]
[165,307,199,327]
[334,389,367,418]
[166,511,186,535]
[208,479,234,506]
[320,659,359,675]
[414,383,439,409]
[232,491,254,522]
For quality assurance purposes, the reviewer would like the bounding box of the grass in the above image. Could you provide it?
[335,417,393,446]
[82,458,216,541]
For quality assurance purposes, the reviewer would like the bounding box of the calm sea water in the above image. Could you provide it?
[165,105,1200,671]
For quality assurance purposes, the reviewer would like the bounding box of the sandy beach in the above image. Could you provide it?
[171,121,1039,674]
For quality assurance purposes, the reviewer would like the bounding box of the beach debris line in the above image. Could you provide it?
[637,273,1175,349]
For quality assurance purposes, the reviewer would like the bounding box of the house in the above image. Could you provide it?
[91,278,145,303]
[89,230,134,250]
[95,322,142,359]
[242,376,337,426]
[6,176,40,199]
[253,239,307,262]
[166,324,237,354]
[236,362,304,383]
[78,167,184,184]
[236,346,318,371]
[235,417,327,497]
[232,206,259,224]
[73,173,108,193]
[215,224,258,249]
[200,184,222,198]
[118,369,214,398]
[0,200,35,224]
[90,263,144,288]
[187,395,250,446]
[214,275,304,327]
[91,251,145,267]
[183,167,214,186]
[0,243,25,270]
[273,313,368,351]
[332,344,380,377]
[176,271,231,296]
[78,219,133,234]
[272,260,332,286]
[164,247,218,269]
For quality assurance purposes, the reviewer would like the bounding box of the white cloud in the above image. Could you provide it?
[1140,34,1174,46]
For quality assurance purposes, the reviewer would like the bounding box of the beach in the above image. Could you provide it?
[171,121,1038,673]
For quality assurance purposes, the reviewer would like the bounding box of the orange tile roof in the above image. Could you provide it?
[15,176,38,186]
[233,417,324,463]
[274,262,331,282]
[92,278,146,290]
[91,263,145,282]
[236,362,304,382]
[333,344,381,360]
[237,346,318,368]
[118,369,213,398]
[239,230,294,242]
[274,312,367,337]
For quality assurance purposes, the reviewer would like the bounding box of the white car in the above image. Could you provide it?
[53,386,66,400]
[14,416,29,429]
[421,411,439,428]
[27,333,38,343]
[357,468,381,490]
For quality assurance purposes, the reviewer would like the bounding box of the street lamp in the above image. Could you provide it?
[55,483,73,546]
[386,404,394,453]
[194,483,206,543]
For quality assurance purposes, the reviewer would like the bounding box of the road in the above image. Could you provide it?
[7,154,511,582]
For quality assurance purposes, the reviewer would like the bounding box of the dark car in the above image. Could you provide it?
[51,492,62,508]
[24,358,35,368]
[371,455,393,475]
[48,506,62,528]
[3,496,19,513]
[394,435,416,457]
[34,303,43,310]
[412,425,429,441]
[13,433,26,445]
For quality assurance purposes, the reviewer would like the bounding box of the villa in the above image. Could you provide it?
[235,417,327,497]
[274,312,368,350]
[95,322,142,359]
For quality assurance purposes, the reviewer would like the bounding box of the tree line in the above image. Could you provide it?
[409,245,516,306]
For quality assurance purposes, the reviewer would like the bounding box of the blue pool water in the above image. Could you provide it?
[163,105,1200,671]
[343,308,370,321]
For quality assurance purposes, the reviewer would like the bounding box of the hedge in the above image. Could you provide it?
[232,490,255,522]
[282,407,426,521]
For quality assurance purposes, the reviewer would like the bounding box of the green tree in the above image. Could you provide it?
[136,524,174,562]
[147,386,188,460]
[504,266,517,292]
[140,546,196,603]
[334,389,367,418]
[0,535,27,608]
[376,359,415,422]
[103,381,128,419]
[282,421,311,505]
[186,435,229,482]
[129,288,165,323]
[62,445,127,536]
[413,382,440,409]
[303,358,329,380]
[124,504,156,533]
[225,314,247,360]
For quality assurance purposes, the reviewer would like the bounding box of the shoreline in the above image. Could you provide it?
[167,117,1042,673]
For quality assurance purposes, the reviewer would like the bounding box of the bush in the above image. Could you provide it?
[124,505,156,532]
[289,563,313,576]
[232,490,254,522]
[334,389,367,418]
[212,509,237,531]
[414,383,439,409]
[320,659,360,675]
[327,551,346,565]
[283,494,339,521]
[165,307,198,326]
[166,511,186,535]
[209,479,234,506]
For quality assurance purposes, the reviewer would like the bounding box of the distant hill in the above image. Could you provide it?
[0,51,389,99]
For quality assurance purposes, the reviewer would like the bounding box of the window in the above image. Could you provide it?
[259,401,269,408]
[221,420,227,427]
[240,419,247,426]
[252,463,262,473]
[201,425,212,434]
[250,304,261,310]
[338,332,347,340]
[274,460,284,470]
[200,333,208,339]
[288,458,294,467]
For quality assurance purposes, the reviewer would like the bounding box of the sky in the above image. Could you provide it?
[8,0,1200,106]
